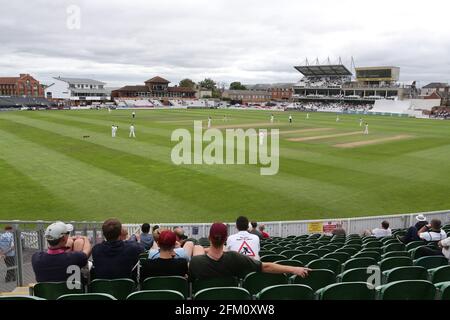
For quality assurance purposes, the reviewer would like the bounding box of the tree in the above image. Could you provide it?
[179,78,196,89]
[229,81,247,90]
[199,78,217,91]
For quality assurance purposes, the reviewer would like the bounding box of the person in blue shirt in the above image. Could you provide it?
[129,223,154,250]
[0,225,15,282]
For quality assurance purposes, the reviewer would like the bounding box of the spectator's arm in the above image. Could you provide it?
[417,224,429,236]
[80,236,92,257]
[261,262,310,278]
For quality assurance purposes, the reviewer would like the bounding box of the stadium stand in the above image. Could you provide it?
[2,219,450,300]
[0,96,55,109]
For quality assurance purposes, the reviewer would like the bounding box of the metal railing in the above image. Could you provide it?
[1,209,448,291]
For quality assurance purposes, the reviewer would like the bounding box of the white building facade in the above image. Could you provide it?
[45,77,110,104]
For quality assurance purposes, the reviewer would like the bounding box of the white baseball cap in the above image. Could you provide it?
[45,221,73,241]
[416,214,426,222]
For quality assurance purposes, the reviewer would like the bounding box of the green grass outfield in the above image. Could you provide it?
[0,108,449,223]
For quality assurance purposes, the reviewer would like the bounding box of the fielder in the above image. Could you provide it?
[306,113,310,119]
[359,118,363,127]
[270,114,274,123]
[364,123,369,135]
[132,111,136,119]
[207,116,212,128]
[111,125,117,138]
[336,115,340,122]
[289,115,292,124]
[108,107,111,113]
[259,131,265,146]
[129,124,136,138]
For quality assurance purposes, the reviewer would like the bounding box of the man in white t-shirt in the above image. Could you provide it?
[226,216,260,260]
[371,221,392,238]
[439,237,450,261]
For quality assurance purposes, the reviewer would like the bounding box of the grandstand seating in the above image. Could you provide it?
[11,229,450,300]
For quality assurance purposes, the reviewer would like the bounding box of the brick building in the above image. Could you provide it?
[112,76,196,99]
[0,74,44,97]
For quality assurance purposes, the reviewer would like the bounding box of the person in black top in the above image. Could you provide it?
[91,219,144,281]
[397,214,428,244]
[189,223,310,281]
[140,230,188,282]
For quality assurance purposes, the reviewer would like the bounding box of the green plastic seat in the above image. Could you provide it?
[89,278,135,300]
[194,287,252,300]
[435,281,450,300]
[382,266,428,283]
[298,245,316,252]
[405,241,426,251]
[259,249,276,257]
[285,244,300,250]
[307,258,341,275]
[256,284,314,300]
[271,247,288,254]
[242,272,288,295]
[322,251,350,263]
[33,281,83,300]
[141,276,188,298]
[290,269,335,291]
[335,248,358,256]
[382,243,405,253]
[280,250,305,259]
[362,241,382,249]
[345,239,362,246]
[409,246,428,259]
[381,251,410,259]
[383,239,401,246]
[379,256,412,272]
[342,257,377,272]
[57,293,117,300]
[317,282,375,300]
[361,247,383,254]
[380,236,395,244]
[192,276,239,294]
[0,295,46,300]
[291,253,319,265]
[260,254,288,262]
[275,260,304,267]
[338,267,372,283]
[429,265,450,284]
[319,245,339,252]
[342,244,362,251]
[378,280,436,300]
[307,249,331,257]
[353,251,381,262]
[126,290,184,300]
[413,256,449,270]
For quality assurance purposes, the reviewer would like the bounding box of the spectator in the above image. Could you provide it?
[0,225,16,282]
[331,224,346,236]
[91,218,144,280]
[371,221,392,238]
[147,228,202,262]
[397,214,428,244]
[249,221,263,240]
[32,221,91,283]
[173,226,188,246]
[416,219,448,257]
[136,223,154,250]
[258,224,270,239]
[227,216,260,260]
[140,230,190,281]
[438,237,450,261]
[189,223,310,281]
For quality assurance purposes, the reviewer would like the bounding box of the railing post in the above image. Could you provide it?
[13,223,24,287]
[37,220,45,251]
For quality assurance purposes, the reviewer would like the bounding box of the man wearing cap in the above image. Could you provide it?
[416,219,448,257]
[397,214,428,244]
[91,218,144,280]
[32,221,92,283]
[189,223,310,281]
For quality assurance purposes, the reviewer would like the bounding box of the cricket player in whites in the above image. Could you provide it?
[363,122,369,135]
[289,114,293,124]
[111,124,118,138]
[359,117,363,127]
[306,113,310,120]
[129,124,136,138]
[336,115,340,122]
[270,114,274,123]
[207,116,212,128]
[132,111,136,119]
[259,131,265,146]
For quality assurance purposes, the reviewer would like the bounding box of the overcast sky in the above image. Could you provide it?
[1,0,449,87]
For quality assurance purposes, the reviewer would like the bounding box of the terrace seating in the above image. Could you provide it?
[242,272,288,296]
[256,284,314,300]
[316,282,376,300]
[89,278,135,300]
[127,290,184,300]
[33,281,83,300]
[290,269,336,291]
[193,287,252,300]
[377,280,436,300]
